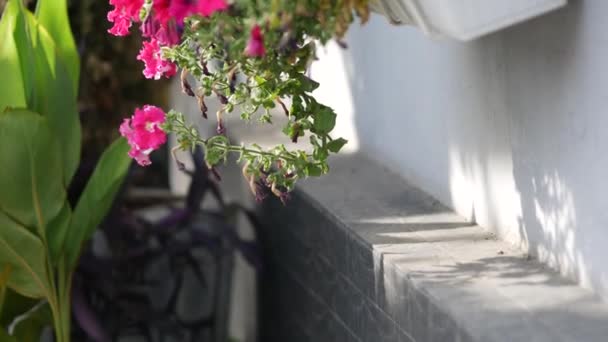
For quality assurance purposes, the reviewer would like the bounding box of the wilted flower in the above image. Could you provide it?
[119,105,168,166]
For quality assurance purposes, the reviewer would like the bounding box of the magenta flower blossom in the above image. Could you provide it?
[152,0,172,24]
[245,25,266,57]
[137,38,177,80]
[168,0,192,24]
[142,8,180,45]
[155,22,181,46]
[141,15,161,38]
[107,0,144,36]
[119,105,167,166]
[170,0,228,24]
[195,0,228,17]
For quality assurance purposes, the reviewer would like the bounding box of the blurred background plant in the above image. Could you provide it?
[67,0,171,188]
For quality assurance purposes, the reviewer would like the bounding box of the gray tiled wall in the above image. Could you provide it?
[257,192,471,342]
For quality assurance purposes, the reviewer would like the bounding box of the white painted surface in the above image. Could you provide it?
[372,0,567,40]
[311,1,608,299]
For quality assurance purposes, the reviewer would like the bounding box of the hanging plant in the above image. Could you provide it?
[109,0,370,201]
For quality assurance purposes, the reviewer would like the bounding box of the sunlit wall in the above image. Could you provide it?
[310,1,608,299]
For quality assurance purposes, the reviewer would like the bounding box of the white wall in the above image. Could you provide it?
[311,0,608,299]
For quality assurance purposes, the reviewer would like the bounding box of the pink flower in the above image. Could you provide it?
[141,9,180,46]
[152,0,172,24]
[170,0,227,24]
[195,0,228,17]
[141,15,161,38]
[137,39,177,79]
[107,0,144,36]
[155,22,181,46]
[245,25,266,57]
[168,0,192,24]
[119,105,167,166]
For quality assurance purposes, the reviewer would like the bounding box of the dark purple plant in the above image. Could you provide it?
[72,148,262,341]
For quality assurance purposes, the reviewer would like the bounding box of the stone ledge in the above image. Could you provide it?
[255,151,608,342]
[186,108,608,341]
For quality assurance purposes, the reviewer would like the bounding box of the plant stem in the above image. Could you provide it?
[205,140,298,162]
[51,261,72,342]
[58,261,72,342]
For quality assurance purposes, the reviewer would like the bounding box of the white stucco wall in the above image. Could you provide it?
[311,0,608,299]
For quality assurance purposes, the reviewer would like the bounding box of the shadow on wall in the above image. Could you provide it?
[500,0,594,290]
[336,0,608,298]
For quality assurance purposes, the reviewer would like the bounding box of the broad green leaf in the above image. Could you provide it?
[20,12,81,185]
[35,0,80,92]
[0,0,27,111]
[7,0,35,107]
[0,109,66,239]
[0,212,50,299]
[66,139,131,267]
[46,202,72,264]
[7,3,81,185]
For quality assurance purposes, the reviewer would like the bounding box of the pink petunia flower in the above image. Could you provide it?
[155,22,181,46]
[141,15,161,38]
[152,0,172,24]
[107,0,144,36]
[169,0,227,24]
[195,0,228,17]
[245,25,266,57]
[119,105,167,166]
[169,0,196,24]
[137,38,177,79]
[142,10,180,46]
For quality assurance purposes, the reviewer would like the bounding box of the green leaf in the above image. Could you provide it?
[0,212,50,299]
[0,292,47,342]
[20,12,81,185]
[299,75,319,92]
[206,148,224,165]
[66,139,131,267]
[46,202,72,264]
[0,326,17,342]
[35,0,80,92]
[5,3,81,185]
[205,135,229,165]
[10,301,51,342]
[306,164,323,177]
[0,289,37,327]
[0,109,66,240]
[0,0,27,111]
[312,108,336,134]
[0,264,10,314]
[327,138,348,153]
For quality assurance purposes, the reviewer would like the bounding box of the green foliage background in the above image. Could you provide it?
[1,0,171,186]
